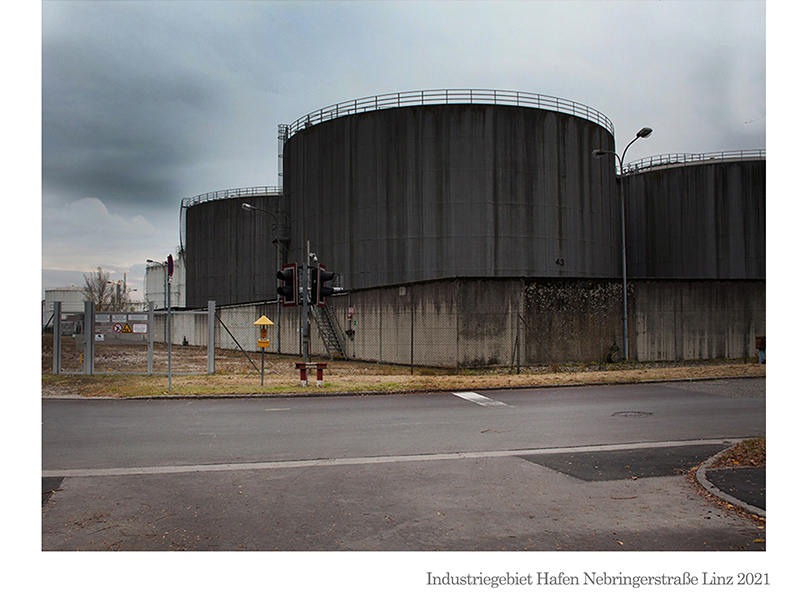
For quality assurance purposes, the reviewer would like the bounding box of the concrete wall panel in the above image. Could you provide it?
[633,280,765,361]
[170,278,765,367]
[321,278,765,366]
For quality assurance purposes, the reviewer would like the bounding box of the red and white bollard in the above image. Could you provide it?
[316,362,327,387]
[296,362,327,387]
[295,362,308,387]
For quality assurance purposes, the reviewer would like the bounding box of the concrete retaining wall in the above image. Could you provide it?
[633,280,765,361]
[322,277,765,366]
[166,278,765,367]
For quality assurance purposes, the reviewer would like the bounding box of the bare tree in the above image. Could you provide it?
[82,267,133,311]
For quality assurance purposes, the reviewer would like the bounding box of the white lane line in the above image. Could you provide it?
[42,439,738,479]
[453,391,512,408]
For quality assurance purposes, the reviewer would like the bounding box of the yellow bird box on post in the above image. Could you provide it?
[254,315,275,348]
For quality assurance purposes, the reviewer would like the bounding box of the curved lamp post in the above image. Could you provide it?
[242,201,290,354]
[242,202,278,225]
[593,126,652,361]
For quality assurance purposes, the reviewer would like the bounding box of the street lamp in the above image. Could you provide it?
[242,202,279,224]
[593,126,653,362]
[242,201,290,354]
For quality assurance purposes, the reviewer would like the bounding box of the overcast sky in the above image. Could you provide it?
[39,0,768,298]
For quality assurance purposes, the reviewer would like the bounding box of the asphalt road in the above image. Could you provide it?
[42,378,766,552]
[42,379,765,471]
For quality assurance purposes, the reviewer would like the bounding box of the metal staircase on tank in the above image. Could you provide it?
[309,303,347,360]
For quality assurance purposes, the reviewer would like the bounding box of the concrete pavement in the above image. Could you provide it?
[41,442,765,551]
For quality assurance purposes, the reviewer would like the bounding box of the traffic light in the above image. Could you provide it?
[276,263,297,307]
[315,264,336,307]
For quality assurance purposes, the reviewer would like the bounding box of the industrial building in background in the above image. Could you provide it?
[149,89,765,367]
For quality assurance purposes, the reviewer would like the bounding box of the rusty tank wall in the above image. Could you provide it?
[624,159,765,279]
[185,193,285,308]
[283,103,619,290]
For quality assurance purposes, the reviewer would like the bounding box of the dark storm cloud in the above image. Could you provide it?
[42,10,227,209]
[40,1,422,215]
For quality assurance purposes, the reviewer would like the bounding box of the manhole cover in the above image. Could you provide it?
[612,411,653,417]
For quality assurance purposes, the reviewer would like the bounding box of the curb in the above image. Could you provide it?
[695,444,766,518]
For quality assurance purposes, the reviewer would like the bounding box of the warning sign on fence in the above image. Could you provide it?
[93,311,149,344]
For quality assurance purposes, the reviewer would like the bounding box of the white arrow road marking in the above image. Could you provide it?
[453,391,512,408]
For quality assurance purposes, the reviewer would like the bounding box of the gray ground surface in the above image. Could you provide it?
[42,450,764,551]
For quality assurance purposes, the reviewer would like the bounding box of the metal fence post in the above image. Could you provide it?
[208,300,216,374]
[516,304,521,374]
[52,301,61,374]
[410,294,415,374]
[83,300,94,375]
[147,301,154,374]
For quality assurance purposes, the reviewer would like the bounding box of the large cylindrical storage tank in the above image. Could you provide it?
[184,190,286,308]
[283,90,619,289]
[624,153,765,279]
